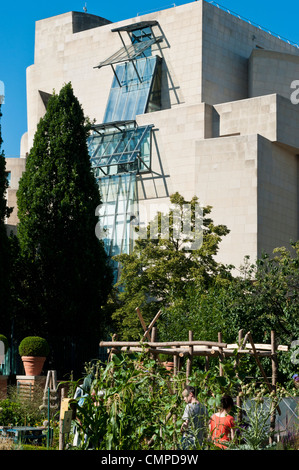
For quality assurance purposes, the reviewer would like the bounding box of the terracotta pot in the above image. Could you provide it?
[162,361,174,371]
[21,356,46,376]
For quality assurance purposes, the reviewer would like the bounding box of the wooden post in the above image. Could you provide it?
[142,310,162,341]
[247,332,281,415]
[271,330,278,389]
[174,348,178,375]
[59,387,65,451]
[218,332,223,376]
[150,327,157,397]
[136,307,151,341]
[186,331,193,382]
[236,329,243,424]
[270,330,278,443]
[205,355,209,372]
[151,327,157,352]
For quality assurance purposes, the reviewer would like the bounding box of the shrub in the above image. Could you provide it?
[0,399,23,425]
[0,437,14,450]
[19,337,49,358]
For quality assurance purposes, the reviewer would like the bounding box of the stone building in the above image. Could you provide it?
[6,1,299,271]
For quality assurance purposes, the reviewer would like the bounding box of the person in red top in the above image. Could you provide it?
[209,395,235,449]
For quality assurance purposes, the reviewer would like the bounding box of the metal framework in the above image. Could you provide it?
[88,121,153,176]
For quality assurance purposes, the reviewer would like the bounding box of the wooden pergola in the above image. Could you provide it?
[100,308,289,440]
[100,308,288,389]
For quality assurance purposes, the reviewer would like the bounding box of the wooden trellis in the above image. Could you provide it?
[100,307,288,383]
[100,308,289,438]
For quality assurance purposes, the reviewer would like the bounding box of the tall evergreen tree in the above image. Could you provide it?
[0,105,12,335]
[16,83,113,376]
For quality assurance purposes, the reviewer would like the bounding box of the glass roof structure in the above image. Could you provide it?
[94,38,160,69]
[110,20,159,33]
[88,121,153,176]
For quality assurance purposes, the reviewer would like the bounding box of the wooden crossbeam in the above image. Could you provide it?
[142,310,162,340]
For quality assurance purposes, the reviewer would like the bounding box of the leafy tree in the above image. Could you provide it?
[0,105,12,334]
[159,241,299,383]
[158,282,236,343]
[112,192,233,340]
[15,83,113,376]
[223,242,299,382]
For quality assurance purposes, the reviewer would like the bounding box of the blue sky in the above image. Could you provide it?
[1,0,299,158]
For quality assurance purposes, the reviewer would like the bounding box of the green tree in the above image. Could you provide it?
[223,242,299,382]
[163,241,299,383]
[112,192,233,340]
[0,105,12,334]
[15,83,113,376]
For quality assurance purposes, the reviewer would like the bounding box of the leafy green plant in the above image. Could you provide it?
[0,399,23,425]
[68,352,185,450]
[233,383,291,450]
[62,352,295,451]
[0,385,46,427]
[112,192,232,341]
[19,336,49,357]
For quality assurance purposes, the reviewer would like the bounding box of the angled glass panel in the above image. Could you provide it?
[88,122,153,176]
[103,56,159,123]
[94,38,158,68]
[111,21,158,33]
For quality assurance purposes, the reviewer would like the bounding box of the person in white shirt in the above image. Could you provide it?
[180,385,207,450]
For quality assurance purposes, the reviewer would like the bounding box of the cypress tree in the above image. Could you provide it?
[0,105,12,335]
[16,83,113,376]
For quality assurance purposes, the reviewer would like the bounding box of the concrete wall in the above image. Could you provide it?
[249,49,299,101]
[136,91,299,267]
[24,2,206,153]
[194,134,259,268]
[136,102,213,203]
[201,1,299,105]
[257,136,299,254]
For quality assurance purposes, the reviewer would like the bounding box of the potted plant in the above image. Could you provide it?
[19,336,49,376]
[159,353,174,371]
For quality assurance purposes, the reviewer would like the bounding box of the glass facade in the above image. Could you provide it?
[96,173,137,277]
[88,122,152,177]
[91,24,162,274]
[103,56,161,123]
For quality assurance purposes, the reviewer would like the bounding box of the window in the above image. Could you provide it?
[130,27,153,57]
[103,56,161,122]
[97,173,137,280]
